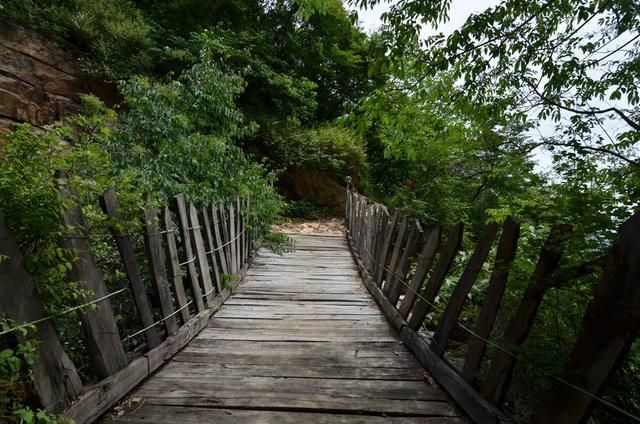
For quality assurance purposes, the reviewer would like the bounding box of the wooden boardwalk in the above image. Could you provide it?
[101,233,465,423]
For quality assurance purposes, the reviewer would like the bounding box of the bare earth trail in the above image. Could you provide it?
[101,232,466,423]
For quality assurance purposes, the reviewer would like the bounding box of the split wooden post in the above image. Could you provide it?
[431,223,500,357]
[99,188,160,349]
[371,206,390,279]
[144,202,178,337]
[219,204,233,273]
[375,210,400,286]
[56,171,127,378]
[534,211,640,424]
[228,202,238,274]
[398,226,442,318]
[481,223,573,404]
[463,217,520,382]
[407,223,464,331]
[211,205,229,275]
[388,220,422,306]
[0,213,84,411]
[202,205,222,294]
[189,203,215,305]
[162,206,191,323]
[172,194,205,312]
[236,197,242,268]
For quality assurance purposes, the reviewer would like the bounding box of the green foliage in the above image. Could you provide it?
[270,124,367,181]
[285,199,329,219]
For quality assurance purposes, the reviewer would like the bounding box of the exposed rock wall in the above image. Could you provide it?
[278,167,347,214]
[0,20,116,131]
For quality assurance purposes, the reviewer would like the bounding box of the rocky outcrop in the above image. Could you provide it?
[278,167,348,214]
[0,20,116,131]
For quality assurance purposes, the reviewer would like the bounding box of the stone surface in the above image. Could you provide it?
[0,20,117,130]
[278,167,348,214]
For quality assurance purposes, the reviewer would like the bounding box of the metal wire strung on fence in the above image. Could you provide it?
[205,229,246,255]
[121,300,194,344]
[0,287,129,337]
[348,228,640,422]
[352,235,516,357]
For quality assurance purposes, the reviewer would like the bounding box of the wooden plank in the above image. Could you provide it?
[102,404,467,423]
[384,216,408,295]
[388,220,422,306]
[227,202,237,273]
[99,188,160,349]
[463,217,520,383]
[201,205,222,293]
[407,223,464,331]
[0,213,84,411]
[211,204,229,275]
[172,195,205,312]
[236,197,242,268]
[65,310,211,424]
[375,210,400,286]
[372,205,384,274]
[56,171,127,378]
[96,232,463,423]
[431,223,500,357]
[67,271,245,424]
[189,203,215,304]
[481,223,572,404]
[144,202,178,336]
[534,211,640,424]
[162,206,190,323]
[401,328,504,424]
[219,204,233,273]
[398,226,441,318]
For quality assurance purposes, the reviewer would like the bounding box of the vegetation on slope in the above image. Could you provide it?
[0,0,638,422]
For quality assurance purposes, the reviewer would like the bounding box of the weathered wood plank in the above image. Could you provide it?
[201,205,222,294]
[407,223,464,331]
[144,202,178,336]
[0,213,84,411]
[103,404,467,423]
[431,223,500,357]
[481,224,572,404]
[534,211,640,424]
[96,232,463,424]
[188,203,214,305]
[172,195,205,312]
[388,220,423,306]
[398,226,441,318]
[162,206,191,323]
[463,217,520,383]
[211,204,229,275]
[56,172,127,378]
[375,209,400,286]
[100,188,160,349]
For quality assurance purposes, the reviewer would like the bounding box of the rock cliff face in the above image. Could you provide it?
[0,21,116,131]
[278,167,348,214]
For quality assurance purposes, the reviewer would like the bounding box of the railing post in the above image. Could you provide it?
[0,213,84,411]
[144,201,178,336]
[100,188,161,349]
[463,217,520,382]
[534,211,640,423]
[162,206,191,323]
[431,223,500,357]
[407,223,464,331]
[56,171,127,378]
[481,223,572,404]
[172,194,205,312]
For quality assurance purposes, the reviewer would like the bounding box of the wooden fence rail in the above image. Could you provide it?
[0,177,256,423]
[345,186,640,424]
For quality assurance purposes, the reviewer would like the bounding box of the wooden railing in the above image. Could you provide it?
[345,186,640,424]
[0,172,255,423]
